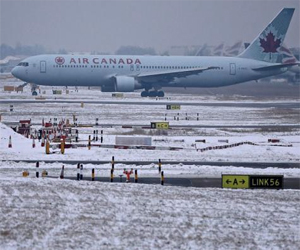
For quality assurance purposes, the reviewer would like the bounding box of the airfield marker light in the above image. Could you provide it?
[161,171,164,185]
[77,163,80,181]
[88,135,91,150]
[8,135,12,148]
[36,161,39,178]
[32,137,35,148]
[135,169,138,183]
[42,170,48,177]
[96,130,98,141]
[41,136,45,147]
[61,138,65,154]
[60,165,64,179]
[110,169,114,182]
[45,139,50,154]
[158,159,162,174]
[80,164,83,180]
[111,156,115,169]
[92,168,95,181]
[22,171,29,177]
[75,130,78,142]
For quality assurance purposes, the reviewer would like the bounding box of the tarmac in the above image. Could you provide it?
[49,176,300,189]
[5,160,300,168]
[0,99,299,109]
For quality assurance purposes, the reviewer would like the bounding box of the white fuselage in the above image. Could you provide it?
[12,54,287,89]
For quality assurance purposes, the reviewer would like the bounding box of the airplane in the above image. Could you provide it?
[223,41,243,57]
[11,8,297,97]
[244,42,300,83]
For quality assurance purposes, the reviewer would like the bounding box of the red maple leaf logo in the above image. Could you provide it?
[55,57,65,65]
[260,32,281,53]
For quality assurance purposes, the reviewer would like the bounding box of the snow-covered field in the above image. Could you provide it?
[1,79,300,249]
[1,177,299,249]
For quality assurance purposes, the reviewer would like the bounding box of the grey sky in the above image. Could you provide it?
[1,0,299,54]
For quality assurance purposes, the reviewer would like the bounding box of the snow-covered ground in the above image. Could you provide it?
[1,177,300,249]
[1,80,299,127]
[1,79,300,249]
[1,121,300,164]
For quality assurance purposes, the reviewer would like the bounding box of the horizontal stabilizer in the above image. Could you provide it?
[252,63,297,71]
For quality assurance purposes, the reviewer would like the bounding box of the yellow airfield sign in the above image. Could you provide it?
[150,122,169,129]
[222,175,284,189]
[222,175,249,189]
[166,104,181,110]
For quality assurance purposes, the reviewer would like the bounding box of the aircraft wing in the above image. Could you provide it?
[135,66,219,83]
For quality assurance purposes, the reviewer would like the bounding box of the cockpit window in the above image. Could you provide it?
[17,62,29,67]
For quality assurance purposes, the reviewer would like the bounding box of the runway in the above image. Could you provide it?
[48,176,300,189]
[4,160,300,168]
[0,99,299,109]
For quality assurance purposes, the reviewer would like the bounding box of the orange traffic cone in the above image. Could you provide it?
[32,138,36,148]
[8,136,12,148]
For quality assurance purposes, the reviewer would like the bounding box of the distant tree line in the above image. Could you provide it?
[115,46,157,55]
[0,43,162,59]
[0,43,68,59]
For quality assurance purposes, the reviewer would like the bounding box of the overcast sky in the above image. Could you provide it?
[1,0,299,54]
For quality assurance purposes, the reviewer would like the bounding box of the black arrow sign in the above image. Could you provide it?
[239,179,245,184]
[226,179,232,184]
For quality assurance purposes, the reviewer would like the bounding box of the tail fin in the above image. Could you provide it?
[238,8,295,63]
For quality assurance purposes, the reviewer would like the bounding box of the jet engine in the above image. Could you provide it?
[114,76,137,92]
[101,76,141,92]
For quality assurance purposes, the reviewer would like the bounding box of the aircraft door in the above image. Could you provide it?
[230,63,236,75]
[40,61,46,73]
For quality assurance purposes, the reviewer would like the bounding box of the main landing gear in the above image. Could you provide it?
[141,90,165,97]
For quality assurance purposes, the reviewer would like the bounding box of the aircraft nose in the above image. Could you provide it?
[11,67,18,78]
